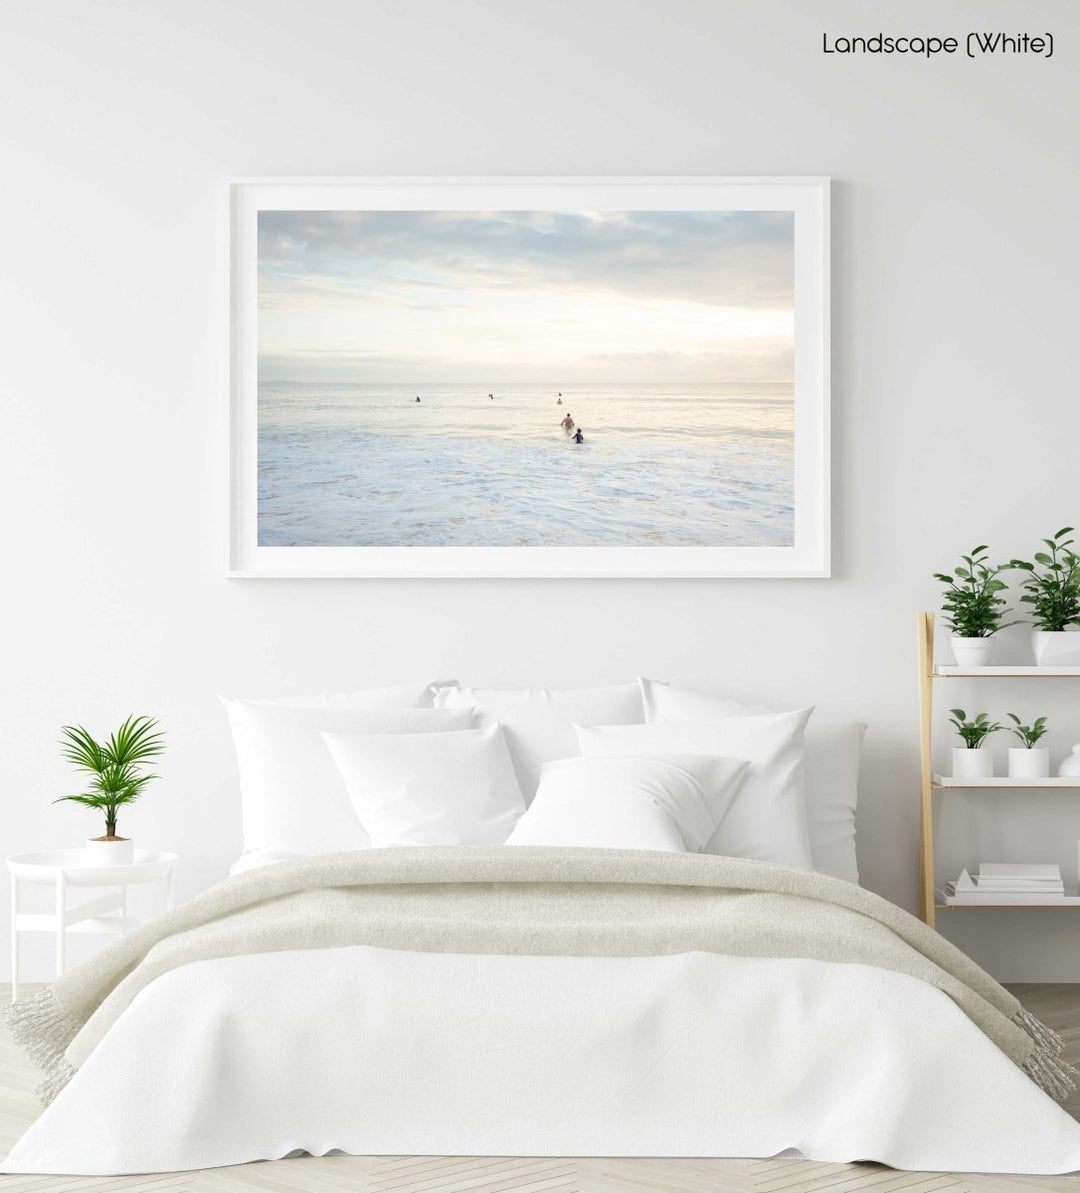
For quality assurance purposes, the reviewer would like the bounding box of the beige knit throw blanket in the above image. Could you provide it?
[8,846,1076,1105]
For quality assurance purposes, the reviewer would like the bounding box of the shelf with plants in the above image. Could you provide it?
[932,901,1080,911]
[933,666,1080,678]
[919,530,1080,928]
[932,775,1080,789]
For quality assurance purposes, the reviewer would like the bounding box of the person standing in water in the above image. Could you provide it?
[573,427,584,444]
[415,396,421,403]
[561,413,574,432]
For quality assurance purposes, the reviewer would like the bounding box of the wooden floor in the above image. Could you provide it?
[1,984,1078,1192]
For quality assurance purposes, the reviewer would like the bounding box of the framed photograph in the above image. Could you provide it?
[229,177,829,577]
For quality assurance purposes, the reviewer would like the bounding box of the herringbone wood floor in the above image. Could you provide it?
[1,984,1078,1193]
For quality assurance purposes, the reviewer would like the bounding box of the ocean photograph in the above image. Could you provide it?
[257,209,795,549]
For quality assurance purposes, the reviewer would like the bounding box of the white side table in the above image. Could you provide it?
[8,849,177,1002]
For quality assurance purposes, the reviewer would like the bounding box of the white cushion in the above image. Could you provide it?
[222,699,473,856]
[238,681,446,710]
[506,754,748,852]
[639,678,865,883]
[324,723,526,847]
[229,846,307,876]
[575,708,813,869]
[433,683,645,800]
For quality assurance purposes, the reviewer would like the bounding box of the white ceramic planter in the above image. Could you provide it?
[1032,629,1080,666]
[951,636,994,667]
[1008,747,1050,779]
[1059,745,1080,778]
[953,747,994,780]
[84,837,135,866]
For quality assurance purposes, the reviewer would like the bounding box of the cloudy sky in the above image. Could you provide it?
[258,210,794,384]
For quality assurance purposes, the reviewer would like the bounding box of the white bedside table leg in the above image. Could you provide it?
[55,871,66,977]
[10,874,18,1003]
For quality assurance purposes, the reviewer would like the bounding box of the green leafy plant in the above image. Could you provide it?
[933,546,1016,638]
[1009,528,1080,632]
[1006,714,1048,749]
[54,715,165,839]
[948,709,1003,750]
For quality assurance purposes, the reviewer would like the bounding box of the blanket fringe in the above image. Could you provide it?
[3,987,80,1106]
[1014,1006,1077,1101]
[36,1058,76,1107]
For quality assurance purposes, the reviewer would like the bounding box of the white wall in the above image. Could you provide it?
[2,0,1078,980]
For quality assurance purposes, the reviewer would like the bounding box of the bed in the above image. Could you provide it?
[5,678,1080,1176]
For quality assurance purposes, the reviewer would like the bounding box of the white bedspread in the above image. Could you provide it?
[6,945,1080,1176]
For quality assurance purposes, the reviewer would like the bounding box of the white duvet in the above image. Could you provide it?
[6,945,1080,1176]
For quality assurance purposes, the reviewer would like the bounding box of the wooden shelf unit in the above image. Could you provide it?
[934,901,1080,910]
[935,665,1080,678]
[917,611,1080,928]
[933,775,1080,789]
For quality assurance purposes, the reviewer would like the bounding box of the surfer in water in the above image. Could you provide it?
[415,396,421,403]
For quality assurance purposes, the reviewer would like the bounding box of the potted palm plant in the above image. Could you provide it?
[934,546,1016,667]
[55,715,165,865]
[949,709,1001,780]
[1006,714,1050,779]
[1009,528,1080,665]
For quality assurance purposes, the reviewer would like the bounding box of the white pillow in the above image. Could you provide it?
[238,681,447,710]
[433,683,645,801]
[229,846,307,876]
[222,700,473,856]
[324,723,526,847]
[575,708,813,869]
[505,755,749,853]
[639,678,865,883]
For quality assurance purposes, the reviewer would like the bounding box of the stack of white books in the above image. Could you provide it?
[942,863,1071,905]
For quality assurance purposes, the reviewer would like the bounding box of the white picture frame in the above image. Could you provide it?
[229,176,830,578]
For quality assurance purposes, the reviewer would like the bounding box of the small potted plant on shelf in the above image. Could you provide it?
[55,715,165,865]
[1006,714,1050,779]
[1009,528,1080,666]
[934,545,1016,667]
[949,709,1002,780]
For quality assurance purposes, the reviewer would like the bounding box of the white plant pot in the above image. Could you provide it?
[84,837,134,866]
[1032,629,1080,666]
[1008,747,1050,779]
[953,747,994,780]
[1059,744,1080,778]
[951,636,994,667]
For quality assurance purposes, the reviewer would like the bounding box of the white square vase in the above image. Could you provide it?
[1032,630,1080,666]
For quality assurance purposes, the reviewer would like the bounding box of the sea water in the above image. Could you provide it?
[258,382,794,548]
